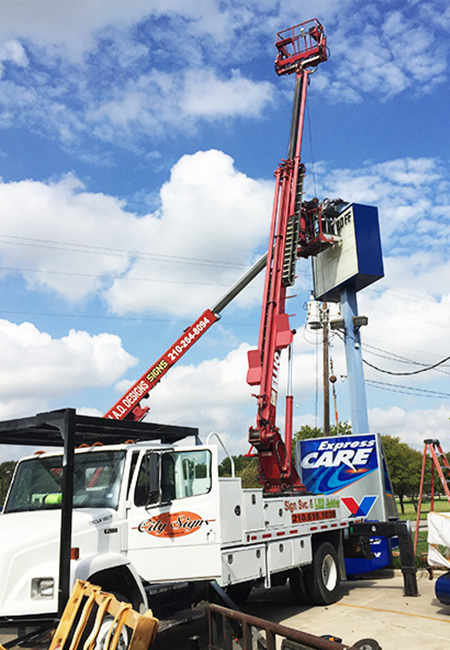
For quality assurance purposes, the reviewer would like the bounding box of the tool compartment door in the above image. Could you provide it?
[127,447,222,582]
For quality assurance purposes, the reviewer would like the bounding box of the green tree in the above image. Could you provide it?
[330,421,352,436]
[381,435,422,514]
[292,421,352,460]
[218,454,260,488]
[293,425,323,442]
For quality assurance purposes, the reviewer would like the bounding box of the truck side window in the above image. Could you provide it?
[133,450,212,507]
[134,455,158,507]
[167,450,211,499]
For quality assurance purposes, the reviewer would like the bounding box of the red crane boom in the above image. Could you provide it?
[105,19,332,498]
[247,19,329,494]
[104,253,268,421]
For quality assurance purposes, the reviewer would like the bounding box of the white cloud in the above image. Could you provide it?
[143,342,256,452]
[181,69,274,119]
[319,4,450,102]
[313,157,450,255]
[0,1,158,62]
[0,40,27,77]
[0,2,446,150]
[0,174,136,300]
[0,2,276,147]
[369,404,450,449]
[0,150,272,315]
[105,150,273,316]
[89,69,274,143]
[0,319,136,420]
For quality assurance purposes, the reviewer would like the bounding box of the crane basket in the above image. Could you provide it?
[275,19,327,76]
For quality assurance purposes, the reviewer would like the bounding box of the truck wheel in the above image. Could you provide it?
[95,615,129,650]
[289,568,310,605]
[305,542,341,605]
[353,640,381,650]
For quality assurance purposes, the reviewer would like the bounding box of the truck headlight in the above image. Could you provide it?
[31,578,55,598]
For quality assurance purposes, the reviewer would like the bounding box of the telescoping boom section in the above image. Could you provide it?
[247,19,328,494]
[104,253,267,422]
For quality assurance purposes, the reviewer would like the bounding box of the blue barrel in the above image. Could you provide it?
[435,571,450,605]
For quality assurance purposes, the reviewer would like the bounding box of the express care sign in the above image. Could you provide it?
[298,433,378,495]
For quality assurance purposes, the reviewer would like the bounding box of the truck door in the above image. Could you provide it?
[126,446,222,582]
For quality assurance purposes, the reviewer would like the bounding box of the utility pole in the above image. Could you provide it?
[330,357,339,433]
[322,302,330,436]
[306,298,331,435]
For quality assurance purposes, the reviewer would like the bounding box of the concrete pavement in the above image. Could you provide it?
[243,569,450,650]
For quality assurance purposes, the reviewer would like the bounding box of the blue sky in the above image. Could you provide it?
[0,0,449,461]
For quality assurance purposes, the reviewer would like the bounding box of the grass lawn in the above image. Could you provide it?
[396,496,450,521]
[393,497,450,566]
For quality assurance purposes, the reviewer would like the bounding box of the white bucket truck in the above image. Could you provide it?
[0,409,358,642]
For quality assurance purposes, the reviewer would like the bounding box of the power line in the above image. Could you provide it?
[363,354,450,376]
[367,283,450,310]
[357,300,449,331]
[0,308,258,327]
[0,265,261,289]
[362,341,450,375]
[333,329,450,376]
[0,234,250,270]
[366,379,450,399]
[336,330,450,377]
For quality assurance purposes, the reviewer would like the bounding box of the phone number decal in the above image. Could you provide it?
[166,311,217,363]
[291,509,337,524]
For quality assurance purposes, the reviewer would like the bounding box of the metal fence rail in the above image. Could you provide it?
[208,603,374,650]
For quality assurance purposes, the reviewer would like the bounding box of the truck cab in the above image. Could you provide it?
[0,411,223,636]
[0,439,223,629]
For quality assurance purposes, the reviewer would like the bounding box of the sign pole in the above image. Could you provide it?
[340,286,369,434]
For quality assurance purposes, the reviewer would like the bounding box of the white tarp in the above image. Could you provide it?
[427,511,450,569]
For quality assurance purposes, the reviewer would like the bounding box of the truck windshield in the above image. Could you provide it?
[4,450,126,513]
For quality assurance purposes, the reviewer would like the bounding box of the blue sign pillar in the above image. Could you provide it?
[340,286,369,434]
[312,204,383,435]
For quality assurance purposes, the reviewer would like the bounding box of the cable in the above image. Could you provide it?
[362,354,450,376]
[329,328,450,376]
[0,308,258,327]
[362,341,450,376]
[366,283,450,311]
[0,265,262,290]
[366,379,450,399]
[0,234,248,270]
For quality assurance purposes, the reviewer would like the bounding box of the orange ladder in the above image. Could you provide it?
[414,439,450,555]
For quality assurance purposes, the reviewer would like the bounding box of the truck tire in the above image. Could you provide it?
[353,639,381,650]
[304,542,341,605]
[81,593,130,650]
[289,568,310,605]
[95,614,129,650]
